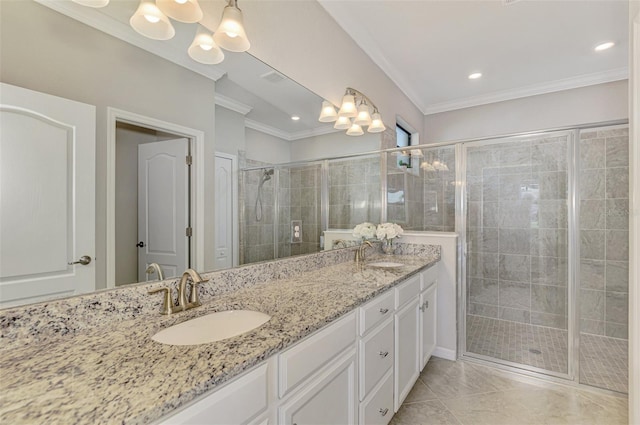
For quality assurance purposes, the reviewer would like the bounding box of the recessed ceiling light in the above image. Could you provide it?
[291,116,300,121]
[594,42,615,52]
[468,72,482,80]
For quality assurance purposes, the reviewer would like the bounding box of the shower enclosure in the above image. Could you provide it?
[238,122,629,394]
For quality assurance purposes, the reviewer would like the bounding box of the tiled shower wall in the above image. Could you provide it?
[239,155,278,264]
[328,156,381,229]
[288,165,322,256]
[579,125,629,339]
[423,147,456,232]
[467,133,570,330]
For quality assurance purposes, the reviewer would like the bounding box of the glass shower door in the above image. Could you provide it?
[463,131,573,376]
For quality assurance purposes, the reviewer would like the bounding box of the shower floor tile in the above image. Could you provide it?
[580,333,628,393]
[466,315,629,393]
[466,315,568,374]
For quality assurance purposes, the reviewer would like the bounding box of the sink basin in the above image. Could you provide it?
[152,310,271,346]
[367,261,404,269]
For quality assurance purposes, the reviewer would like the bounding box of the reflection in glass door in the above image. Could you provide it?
[462,131,573,377]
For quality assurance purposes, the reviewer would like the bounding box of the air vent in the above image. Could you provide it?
[260,70,286,83]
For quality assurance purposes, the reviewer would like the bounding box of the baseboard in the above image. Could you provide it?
[433,346,456,361]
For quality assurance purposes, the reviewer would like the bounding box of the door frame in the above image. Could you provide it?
[214,151,239,268]
[106,107,205,288]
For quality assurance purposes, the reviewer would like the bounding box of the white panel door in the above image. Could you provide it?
[137,139,188,281]
[214,154,233,270]
[0,83,96,307]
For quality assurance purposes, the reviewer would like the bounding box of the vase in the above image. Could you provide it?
[381,239,394,255]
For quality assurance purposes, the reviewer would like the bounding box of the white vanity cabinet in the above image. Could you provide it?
[393,275,421,412]
[419,266,438,369]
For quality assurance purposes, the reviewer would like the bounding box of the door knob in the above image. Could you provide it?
[68,255,92,266]
[136,241,145,248]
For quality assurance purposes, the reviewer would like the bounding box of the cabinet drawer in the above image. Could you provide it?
[360,369,394,425]
[421,264,438,291]
[359,317,394,400]
[159,363,268,425]
[278,312,356,398]
[359,290,394,336]
[395,274,421,309]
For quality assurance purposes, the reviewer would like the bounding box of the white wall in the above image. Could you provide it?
[243,1,425,137]
[290,131,381,162]
[0,1,217,287]
[423,81,629,142]
[245,128,291,164]
[215,106,246,156]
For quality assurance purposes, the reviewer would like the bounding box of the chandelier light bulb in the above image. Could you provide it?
[130,1,175,40]
[318,100,338,122]
[346,122,364,136]
[354,102,372,126]
[368,112,386,133]
[157,0,203,23]
[333,116,352,130]
[338,93,357,118]
[213,0,251,52]
[188,26,224,64]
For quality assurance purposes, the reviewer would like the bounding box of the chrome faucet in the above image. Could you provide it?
[148,268,207,315]
[355,240,373,263]
[145,263,165,281]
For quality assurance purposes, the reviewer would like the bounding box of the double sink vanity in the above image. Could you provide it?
[0,243,440,424]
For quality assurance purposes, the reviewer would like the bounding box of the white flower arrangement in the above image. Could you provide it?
[352,222,377,240]
[376,222,404,241]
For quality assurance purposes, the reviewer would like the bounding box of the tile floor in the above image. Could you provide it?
[466,315,628,393]
[390,357,628,425]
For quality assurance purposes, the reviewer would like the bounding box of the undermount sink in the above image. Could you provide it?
[152,310,271,346]
[367,261,404,269]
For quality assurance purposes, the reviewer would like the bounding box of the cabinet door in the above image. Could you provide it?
[394,297,420,412]
[420,283,437,370]
[279,349,357,425]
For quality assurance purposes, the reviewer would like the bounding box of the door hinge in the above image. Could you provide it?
[186,155,193,166]
[186,227,193,237]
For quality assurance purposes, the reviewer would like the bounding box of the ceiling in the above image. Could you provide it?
[319,0,629,114]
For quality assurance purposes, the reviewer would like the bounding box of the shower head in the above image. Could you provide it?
[261,168,274,182]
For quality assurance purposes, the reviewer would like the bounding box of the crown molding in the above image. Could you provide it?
[245,119,292,141]
[245,119,340,141]
[34,0,226,82]
[215,94,253,115]
[289,125,342,141]
[423,68,629,115]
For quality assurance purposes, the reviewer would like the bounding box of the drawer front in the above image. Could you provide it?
[359,318,394,400]
[360,369,394,425]
[421,264,438,291]
[278,312,356,398]
[359,290,394,336]
[395,274,421,309]
[160,363,268,425]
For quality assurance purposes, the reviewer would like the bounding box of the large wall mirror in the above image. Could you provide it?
[0,0,385,308]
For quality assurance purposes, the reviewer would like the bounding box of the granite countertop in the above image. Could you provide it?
[0,254,438,424]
